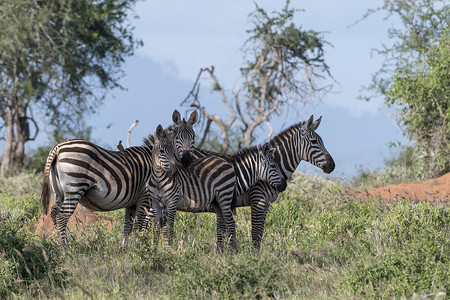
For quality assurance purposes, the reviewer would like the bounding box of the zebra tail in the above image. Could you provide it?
[41,146,57,215]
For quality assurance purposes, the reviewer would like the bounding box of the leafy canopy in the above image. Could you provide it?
[0,0,141,129]
[387,32,450,175]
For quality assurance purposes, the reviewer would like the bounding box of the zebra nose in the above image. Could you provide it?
[180,152,192,167]
[322,154,335,174]
[276,179,287,192]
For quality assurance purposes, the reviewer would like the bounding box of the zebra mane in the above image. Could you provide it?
[142,124,177,149]
[142,134,155,149]
[270,120,306,144]
[232,144,261,159]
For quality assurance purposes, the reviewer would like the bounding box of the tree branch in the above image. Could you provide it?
[127,120,139,147]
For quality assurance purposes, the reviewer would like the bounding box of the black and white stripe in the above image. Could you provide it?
[194,115,335,249]
[149,124,238,250]
[40,110,198,248]
[150,136,287,251]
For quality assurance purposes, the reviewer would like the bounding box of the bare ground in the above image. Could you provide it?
[362,172,450,202]
[31,201,114,235]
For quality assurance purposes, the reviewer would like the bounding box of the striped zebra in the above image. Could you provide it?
[194,115,335,249]
[149,124,287,251]
[40,110,198,248]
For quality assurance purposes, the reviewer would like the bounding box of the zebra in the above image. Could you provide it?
[149,124,287,251]
[40,109,198,248]
[193,115,335,250]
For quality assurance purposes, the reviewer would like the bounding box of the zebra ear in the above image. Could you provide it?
[262,142,270,154]
[311,116,322,130]
[262,142,275,156]
[302,115,314,131]
[156,124,165,138]
[188,110,198,125]
[172,109,181,125]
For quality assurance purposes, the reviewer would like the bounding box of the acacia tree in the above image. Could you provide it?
[360,0,449,176]
[387,33,449,175]
[183,1,332,153]
[0,0,141,175]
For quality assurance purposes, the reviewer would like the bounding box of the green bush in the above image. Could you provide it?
[0,218,66,298]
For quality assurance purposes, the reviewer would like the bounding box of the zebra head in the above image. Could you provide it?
[258,142,288,192]
[153,124,177,175]
[171,109,198,167]
[300,115,335,174]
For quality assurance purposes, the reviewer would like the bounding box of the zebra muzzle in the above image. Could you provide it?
[276,180,287,192]
[180,152,193,167]
[322,154,335,174]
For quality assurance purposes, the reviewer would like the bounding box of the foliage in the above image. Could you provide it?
[387,32,450,176]
[0,172,448,299]
[0,218,66,298]
[353,145,427,188]
[361,0,449,99]
[196,126,242,154]
[24,123,94,174]
[0,0,141,174]
[360,0,449,178]
[241,0,331,107]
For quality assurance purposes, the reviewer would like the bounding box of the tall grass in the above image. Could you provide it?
[0,172,448,299]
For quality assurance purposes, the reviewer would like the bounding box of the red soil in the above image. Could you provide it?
[31,201,114,235]
[362,172,450,201]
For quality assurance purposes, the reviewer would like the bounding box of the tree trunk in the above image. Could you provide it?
[0,109,16,176]
[12,113,29,172]
[0,106,31,175]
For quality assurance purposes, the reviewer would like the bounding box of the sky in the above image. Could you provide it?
[34,0,406,181]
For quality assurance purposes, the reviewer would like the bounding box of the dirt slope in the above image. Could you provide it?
[363,172,450,201]
[31,201,114,234]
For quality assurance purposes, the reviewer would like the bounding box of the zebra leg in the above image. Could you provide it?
[250,202,270,250]
[211,202,226,252]
[217,203,238,252]
[142,207,155,233]
[249,183,278,250]
[161,200,177,246]
[122,206,136,249]
[151,200,163,248]
[53,193,82,248]
[136,196,152,233]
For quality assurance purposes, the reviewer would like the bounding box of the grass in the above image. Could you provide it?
[0,172,448,299]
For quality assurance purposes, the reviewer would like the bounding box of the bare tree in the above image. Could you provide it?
[182,1,333,153]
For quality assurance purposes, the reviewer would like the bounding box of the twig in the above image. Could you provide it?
[127,120,138,147]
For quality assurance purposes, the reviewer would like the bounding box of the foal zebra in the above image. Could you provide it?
[40,110,198,248]
[194,115,335,249]
[149,124,287,251]
[148,124,237,249]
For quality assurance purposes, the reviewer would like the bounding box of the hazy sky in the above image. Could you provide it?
[35,0,406,180]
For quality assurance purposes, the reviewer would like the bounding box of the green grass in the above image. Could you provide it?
[0,172,448,299]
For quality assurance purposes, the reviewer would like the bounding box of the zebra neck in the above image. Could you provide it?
[233,152,259,196]
[272,130,304,178]
[151,164,168,178]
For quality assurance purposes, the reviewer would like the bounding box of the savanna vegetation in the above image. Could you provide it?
[1,0,449,299]
[360,0,449,179]
[0,172,448,299]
